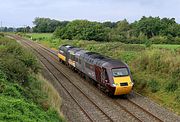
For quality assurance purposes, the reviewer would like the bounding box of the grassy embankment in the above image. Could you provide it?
[24,33,180,115]
[0,33,65,122]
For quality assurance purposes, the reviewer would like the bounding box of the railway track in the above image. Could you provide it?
[128,99,163,122]
[113,99,163,122]
[10,35,165,122]
[11,35,114,122]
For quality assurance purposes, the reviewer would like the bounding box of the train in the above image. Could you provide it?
[58,45,134,96]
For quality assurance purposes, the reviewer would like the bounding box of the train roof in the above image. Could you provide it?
[75,49,88,56]
[101,59,127,69]
[84,51,127,68]
[59,45,127,69]
[68,47,83,54]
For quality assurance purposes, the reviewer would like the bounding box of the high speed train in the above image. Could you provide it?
[58,45,134,96]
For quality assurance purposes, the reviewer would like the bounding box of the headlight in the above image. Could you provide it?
[112,83,118,87]
[129,82,134,85]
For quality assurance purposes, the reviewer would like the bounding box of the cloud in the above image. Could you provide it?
[0,0,180,27]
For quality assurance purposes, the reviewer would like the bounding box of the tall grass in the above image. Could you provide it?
[0,36,65,121]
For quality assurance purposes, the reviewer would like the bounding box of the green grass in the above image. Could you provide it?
[23,33,180,115]
[0,35,65,122]
[152,44,180,50]
[26,33,53,39]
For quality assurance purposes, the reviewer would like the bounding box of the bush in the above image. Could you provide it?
[175,90,180,102]
[148,79,160,93]
[165,81,178,92]
[0,33,4,37]
[0,37,64,122]
[145,39,152,47]
[0,39,40,83]
[133,74,148,93]
[0,96,61,122]
[0,55,29,83]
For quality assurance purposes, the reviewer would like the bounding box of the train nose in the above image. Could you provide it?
[113,76,133,95]
[114,85,133,95]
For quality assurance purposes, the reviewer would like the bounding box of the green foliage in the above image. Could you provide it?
[148,79,160,93]
[16,26,31,33]
[0,33,4,37]
[0,39,40,83]
[0,37,64,122]
[33,17,69,33]
[0,96,61,122]
[165,81,178,92]
[145,39,152,47]
[133,77,148,93]
[54,20,110,41]
[35,16,180,44]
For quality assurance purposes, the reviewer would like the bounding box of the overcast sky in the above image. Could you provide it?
[0,0,180,27]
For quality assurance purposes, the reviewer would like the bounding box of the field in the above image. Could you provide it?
[152,44,180,50]
[26,33,53,39]
[23,33,180,115]
[0,34,65,122]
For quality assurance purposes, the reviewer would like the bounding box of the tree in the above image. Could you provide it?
[132,16,162,38]
[102,21,117,28]
[54,20,110,41]
[109,19,131,42]
[32,17,64,33]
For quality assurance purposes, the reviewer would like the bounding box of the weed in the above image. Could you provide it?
[165,81,178,92]
[148,79,160,93]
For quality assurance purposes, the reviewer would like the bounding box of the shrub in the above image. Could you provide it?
[150,36,167,44]
[0,33,4,37]
[148,79,160,93]
[133,74,148,93]
[145,39,152,47]
[0,37,64,121]
[0,39,40,83]
[165,81,178,92]
[175,90,180,102]
[0,96,62,122]
[0,55,29,83]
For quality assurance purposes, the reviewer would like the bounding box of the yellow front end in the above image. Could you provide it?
[113,76,133,95]
[58,53,66,61]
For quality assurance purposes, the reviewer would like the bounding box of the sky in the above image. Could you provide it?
[0,0,180,27]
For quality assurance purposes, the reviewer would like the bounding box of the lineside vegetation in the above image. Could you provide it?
[0,33,65,122]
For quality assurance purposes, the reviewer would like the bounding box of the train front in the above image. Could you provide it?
[104,61,134,95]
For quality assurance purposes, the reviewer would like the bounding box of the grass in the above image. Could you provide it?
[0,34,65,122]
[26,33,53,39]
[23,33,180,115]
[152,44,180,50]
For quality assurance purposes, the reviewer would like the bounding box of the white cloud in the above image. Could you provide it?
[0,0,179,27]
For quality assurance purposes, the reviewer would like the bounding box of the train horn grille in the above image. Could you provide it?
[120,82,128,86]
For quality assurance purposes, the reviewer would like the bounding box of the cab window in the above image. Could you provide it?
[112,68,129,77]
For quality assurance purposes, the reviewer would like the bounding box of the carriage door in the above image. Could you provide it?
[95,65,101,82]
[101,68,109,85]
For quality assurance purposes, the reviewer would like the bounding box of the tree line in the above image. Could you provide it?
[35,17,180,44]
[2,17,180,44]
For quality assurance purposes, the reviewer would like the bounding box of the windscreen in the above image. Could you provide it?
[112,68,129,77]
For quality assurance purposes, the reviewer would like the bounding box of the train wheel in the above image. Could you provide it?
[91,79,97,86]
[58,58,61,62]
[121,94,127,99]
